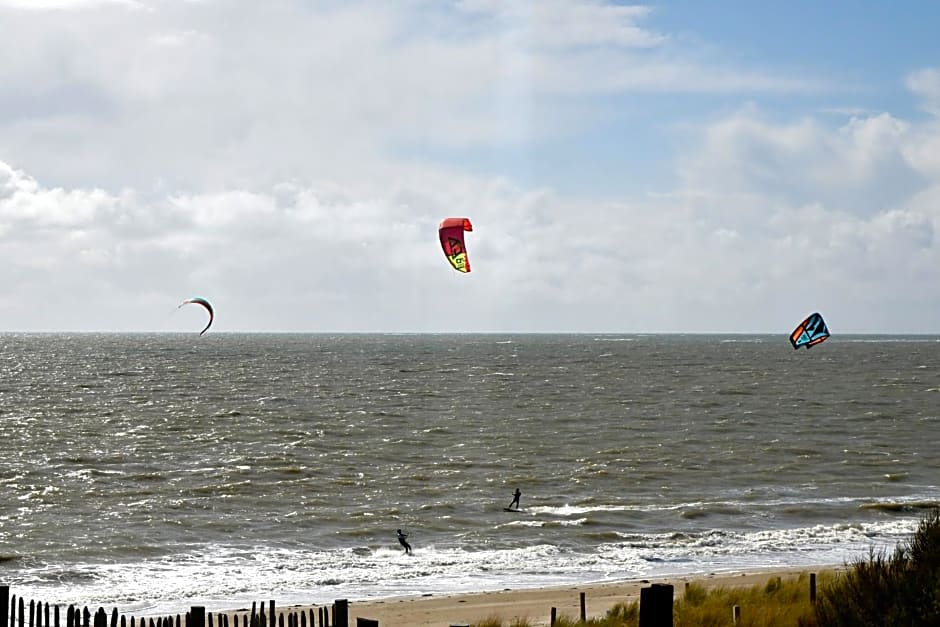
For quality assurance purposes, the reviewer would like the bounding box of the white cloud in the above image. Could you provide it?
[456,0,665,49]
[0,0,818,192]
[5,109,939,334]
[906,68,940,116]
[669,97,940,332]
[679,108,922,217]
[2,5,939,332]
[0,0,140,9]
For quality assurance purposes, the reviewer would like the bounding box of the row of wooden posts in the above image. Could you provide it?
[0,588,352,627]
[3,574,818,627]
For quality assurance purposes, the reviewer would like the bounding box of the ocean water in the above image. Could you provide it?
[1,333,938,615]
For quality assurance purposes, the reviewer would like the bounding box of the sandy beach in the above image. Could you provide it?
[226,566,840,627]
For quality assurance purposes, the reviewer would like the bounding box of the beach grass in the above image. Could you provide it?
[467,509,940,626]
[469,572,822,626]
[814,508,940,626]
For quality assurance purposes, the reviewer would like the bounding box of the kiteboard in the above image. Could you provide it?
[503,508,522,513]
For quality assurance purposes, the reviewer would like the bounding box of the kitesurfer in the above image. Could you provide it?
[396,529,412,554]
[508,487,522,510]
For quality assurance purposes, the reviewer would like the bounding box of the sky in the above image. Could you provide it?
[2,0,940,333]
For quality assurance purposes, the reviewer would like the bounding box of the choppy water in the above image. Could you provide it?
[1,333,938,615]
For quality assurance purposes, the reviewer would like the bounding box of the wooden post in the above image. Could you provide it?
[268,602,274,627]
[550,607,556,626]
[332,601,347,627]
[355,620,377,627]
[810,572,817,604]
[1,585,8,627]
[638,583,674,627]
[579,592,586,622]
[189,608,205,627]
[732,605,740,624]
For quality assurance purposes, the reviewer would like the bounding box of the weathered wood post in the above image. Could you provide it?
[189,608,205,627]
[550,607,556,626]
[268,602,274,627]
[580,592,586,622]
[1,585,8,627]
[732,605,740,624]
[332,601,347,627]
[638,583,673,627]
[355,620,377,627]
[810,573,817,604]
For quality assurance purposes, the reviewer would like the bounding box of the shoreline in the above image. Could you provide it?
[213,565,842,627]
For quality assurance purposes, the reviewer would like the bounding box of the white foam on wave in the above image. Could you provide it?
[529,504,634,516]
[7,517,918,616]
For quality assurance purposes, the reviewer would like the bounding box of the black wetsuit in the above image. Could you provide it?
[509,489,521,510]
[397,530,412,554]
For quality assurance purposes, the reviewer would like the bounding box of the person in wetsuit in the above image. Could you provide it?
[509,487,522,510]
[396,528,412,554]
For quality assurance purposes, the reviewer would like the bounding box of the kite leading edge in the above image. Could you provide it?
[790,312,829,349]
[438,217,473,273]
[179,297,214,336]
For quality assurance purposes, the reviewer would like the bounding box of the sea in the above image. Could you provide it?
[1,333,938,616]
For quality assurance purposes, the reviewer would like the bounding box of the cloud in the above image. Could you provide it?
[2,5,939,332]
[0,0,140,8]
[678,108,922,217]
[0,0,819,192]
[4,97,940,335]
[455,0,665,49]
[0,158,728,332]
[906,68,940,116]
[670,97,940,332]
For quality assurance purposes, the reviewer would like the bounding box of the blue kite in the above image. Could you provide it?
[790,312,830,349]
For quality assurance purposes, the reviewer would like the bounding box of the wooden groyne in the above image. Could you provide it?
[0,587,345,627]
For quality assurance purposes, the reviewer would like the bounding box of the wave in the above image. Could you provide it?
[859,500,940,513]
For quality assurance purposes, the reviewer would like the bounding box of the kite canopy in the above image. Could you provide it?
[179,297,214,336]
[439,217,473,273]
[790,312,829,349]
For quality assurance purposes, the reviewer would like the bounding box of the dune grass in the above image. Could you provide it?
[815,508,940,626]
[472,510,940,626]
[470,572,822,627]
